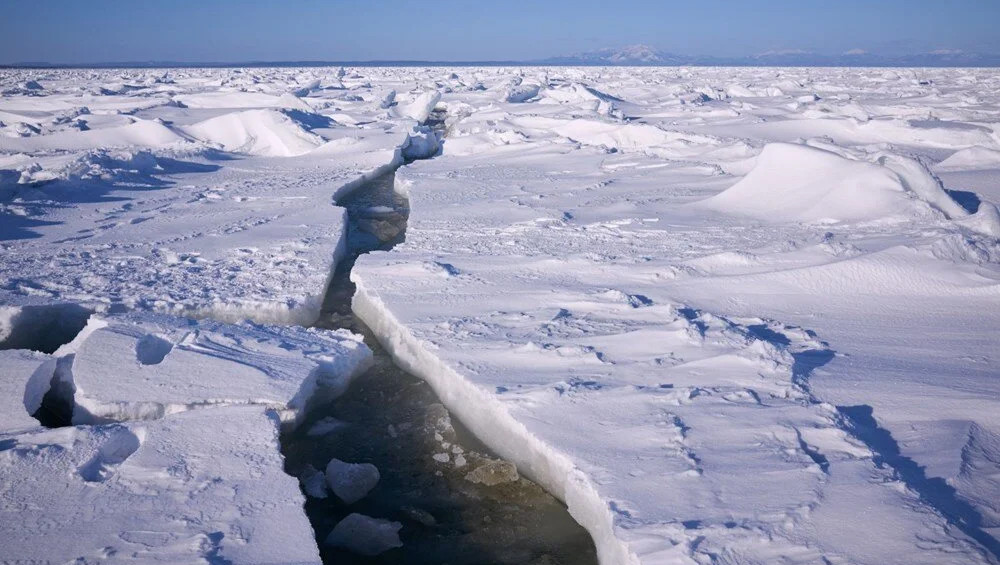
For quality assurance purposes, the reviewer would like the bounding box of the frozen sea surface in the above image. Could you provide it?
[2,65,1000,564]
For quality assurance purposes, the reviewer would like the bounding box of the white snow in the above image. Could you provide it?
[2,65,1000,564]
[349,66,1000,564]
[0,406,321,564]
[0,310,372,563]
[0,67,441,325]
[63,312,372,425]
[180,108,325,156]
[0,349,54,433]
[698,142,943,223]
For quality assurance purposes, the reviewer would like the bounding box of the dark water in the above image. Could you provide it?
[280,168,598,564]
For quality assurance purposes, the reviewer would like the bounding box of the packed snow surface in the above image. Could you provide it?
[0,406,322,564]
[349,66,1000,564]
[0,68,440,325]
[3,65,1000,564]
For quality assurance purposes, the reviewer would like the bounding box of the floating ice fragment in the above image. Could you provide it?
[325,513,402,556]
[325,458,380,504]
[465,460,519,486]
[299,464,328,499]
[307,416,348,437]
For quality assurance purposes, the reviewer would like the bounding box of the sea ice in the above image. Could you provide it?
[3,65,999,565]
[63,312,372,425]
[0,406,321,564]
[325,513,403,556]
[325,457,381,504]
[0,349,54,433]
[351,65,1000,564]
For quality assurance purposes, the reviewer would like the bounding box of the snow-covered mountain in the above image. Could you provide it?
[10,45,1000,68]
[538,45,1000,67]
[543,44,686,65]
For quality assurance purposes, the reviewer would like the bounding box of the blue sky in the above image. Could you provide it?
[2,0,998,63]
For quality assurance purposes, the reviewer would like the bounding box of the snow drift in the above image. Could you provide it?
[181,109,325,157]
[699,142,966,224]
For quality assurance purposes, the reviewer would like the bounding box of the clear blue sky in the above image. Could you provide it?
[1,0,998,63]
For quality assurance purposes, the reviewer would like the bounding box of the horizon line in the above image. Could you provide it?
[5,57,1000,70]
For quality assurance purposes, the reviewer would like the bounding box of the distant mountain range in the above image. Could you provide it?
[5,44,1000,68]
[539,44,1000,67]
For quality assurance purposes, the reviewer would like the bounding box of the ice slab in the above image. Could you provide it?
[0,406,321,564]
[0,349,54,434]
[65,312,372,425]
[325,513,403,556]
[325,458,380,504]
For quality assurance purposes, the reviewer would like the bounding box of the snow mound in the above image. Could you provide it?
[15,148,169,185]
[63,312,372,425]
[936,146,1000,171]
[0,118,185,153]
[699,142,951,224]
[875,152,970,219]
[277,92,314,112]
[955,201,1000,238]
[182,109,325,156]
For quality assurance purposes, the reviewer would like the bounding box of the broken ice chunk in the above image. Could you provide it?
[325,513,402,556]
[325,458,380,504]
[65,312,372,426]
[0,349,55,433]
[299,464,328,499]
[401,506,436,526]
[464,460,519,486]
[306,416,348,436]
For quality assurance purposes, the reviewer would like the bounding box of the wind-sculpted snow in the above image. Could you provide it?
[181,108,326,156]
[351,66,1000,563]
[3,65,1000,563]
[699,142,967,224]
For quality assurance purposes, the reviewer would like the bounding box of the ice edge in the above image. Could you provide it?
[352,277,637,565]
